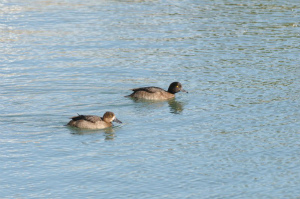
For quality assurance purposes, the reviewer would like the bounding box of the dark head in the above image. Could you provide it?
[103,112,122,123]
[167,82,188,94]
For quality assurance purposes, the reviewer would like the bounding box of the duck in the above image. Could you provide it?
[67,111,122,129]
[126,82,187,100]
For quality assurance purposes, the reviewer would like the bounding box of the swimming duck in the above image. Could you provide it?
[67,111,122,129]
[126,82,187,100]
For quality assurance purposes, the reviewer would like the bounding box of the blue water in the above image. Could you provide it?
[1,0,300,198]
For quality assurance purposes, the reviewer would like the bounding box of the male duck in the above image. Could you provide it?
[126,82,187,100]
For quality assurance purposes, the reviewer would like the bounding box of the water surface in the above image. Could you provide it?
[1,0,299,198]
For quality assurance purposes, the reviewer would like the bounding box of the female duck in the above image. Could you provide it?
[126,82,187,100]
[67,111,122,129]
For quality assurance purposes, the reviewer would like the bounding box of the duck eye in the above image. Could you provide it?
[176,85,179,87]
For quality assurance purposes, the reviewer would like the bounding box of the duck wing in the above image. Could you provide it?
[70,114,102,123]
[131,87,165,93]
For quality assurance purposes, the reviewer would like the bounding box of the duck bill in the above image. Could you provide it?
[113,118,122,123]
[181,89,188,93]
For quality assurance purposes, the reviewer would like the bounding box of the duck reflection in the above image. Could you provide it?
[68,126,116,140]
[129,97,184,114]
[168,98,184,114]
[104,128,116,141]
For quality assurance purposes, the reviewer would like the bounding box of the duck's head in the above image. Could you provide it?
[103,112,122,123]
[168,82,188,94]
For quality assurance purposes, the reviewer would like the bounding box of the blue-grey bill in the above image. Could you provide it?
[114,118,122,123]
[181,89,188,93]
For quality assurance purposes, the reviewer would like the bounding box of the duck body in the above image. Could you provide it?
[126,82,187,101]
[129,87,174,100]
[67,112,121,130]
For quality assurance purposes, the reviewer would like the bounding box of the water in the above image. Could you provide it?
[1,0,299,198]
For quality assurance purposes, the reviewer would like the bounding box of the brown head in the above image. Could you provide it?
[102,112,122,123]
[167,82,188,94]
